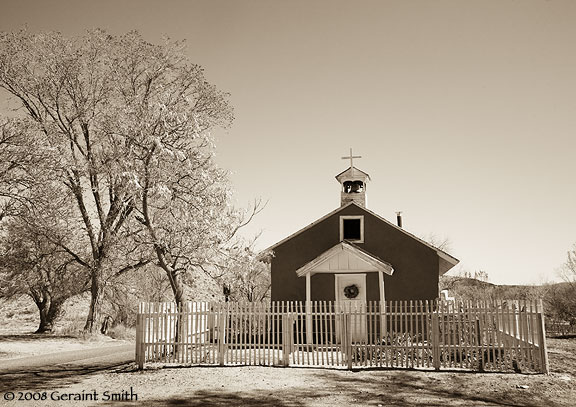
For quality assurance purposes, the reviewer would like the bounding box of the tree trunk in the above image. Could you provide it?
[35,299,53,334]
[34,296,63,334]
[169,269,185,306]
[84,269,105,333]
[167,268,185,355]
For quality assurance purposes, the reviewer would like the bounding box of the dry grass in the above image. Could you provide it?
[0,294,93,335]
[106,324,136,340]
[0,296,38,334]
[0,295,130,360]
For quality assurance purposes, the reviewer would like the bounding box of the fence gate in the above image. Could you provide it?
[135,300,549,373]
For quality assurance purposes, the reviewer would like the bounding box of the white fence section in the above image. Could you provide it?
[135,300,549,373]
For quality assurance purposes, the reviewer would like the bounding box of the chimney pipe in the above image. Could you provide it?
[396,211,403,228]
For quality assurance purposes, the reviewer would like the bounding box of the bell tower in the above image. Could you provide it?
[335,148,370,207]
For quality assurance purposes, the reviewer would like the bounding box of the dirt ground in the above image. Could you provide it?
[0,334,128,361]
[0,336,575,407]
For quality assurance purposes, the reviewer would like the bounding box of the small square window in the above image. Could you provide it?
[340,216,364,243]
[343,219,361,240]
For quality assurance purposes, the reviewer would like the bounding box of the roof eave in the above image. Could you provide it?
[295,241,394,277]
[335,166,371,181]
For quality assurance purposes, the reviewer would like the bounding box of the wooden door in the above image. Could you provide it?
[335,274,367,342]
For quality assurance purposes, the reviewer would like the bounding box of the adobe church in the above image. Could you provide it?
[264,150,459,305]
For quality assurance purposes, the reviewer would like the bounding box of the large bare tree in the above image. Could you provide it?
[0,30,234,331]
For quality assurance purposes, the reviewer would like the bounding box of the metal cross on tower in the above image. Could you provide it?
[342,148,362,168]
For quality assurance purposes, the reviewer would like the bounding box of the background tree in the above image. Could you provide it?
[102,264,172,332]
[220,244,271,302]
[560,244,576,284]
[0,193,88,333]
[0,29,235,331]
[421,233,452,252]
[0,115,90,333]
[545,244,576,325]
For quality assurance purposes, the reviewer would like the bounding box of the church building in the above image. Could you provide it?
[264,150,459,305]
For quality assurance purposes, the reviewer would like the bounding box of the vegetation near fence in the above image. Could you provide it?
[135,300,549,373]
[546,319,576,337]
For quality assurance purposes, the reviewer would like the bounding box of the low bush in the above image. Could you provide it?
[106,323,136,340]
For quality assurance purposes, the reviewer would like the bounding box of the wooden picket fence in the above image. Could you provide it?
[135,300,549,373]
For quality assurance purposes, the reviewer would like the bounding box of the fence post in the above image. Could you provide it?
[380,300,387,338]
[346,313,353,370]
[431,311,440,371]
[135,312,146,370]
[476,317,484,372]
[290,314,295,355]
[218,305,227,366]
[337,311,344,365]
[282,315,290,367]
[306,300,313,345]
[537,300,550,374]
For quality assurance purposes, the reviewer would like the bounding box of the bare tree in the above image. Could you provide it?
[421,233,452,252]
[222,248,271,302]
[0,197,88,333]
[134,145,264,305]
[560,244,576,284]
[546,244,576,325]
[0,29,233,331]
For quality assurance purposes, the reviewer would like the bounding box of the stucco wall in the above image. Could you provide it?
[270,203,439,302]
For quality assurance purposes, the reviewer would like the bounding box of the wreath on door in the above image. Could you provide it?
[343,284,360,299]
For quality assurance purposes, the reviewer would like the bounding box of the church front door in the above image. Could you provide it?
[335,273,367,342]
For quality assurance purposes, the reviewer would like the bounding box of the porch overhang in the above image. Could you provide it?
[295,241,394,277]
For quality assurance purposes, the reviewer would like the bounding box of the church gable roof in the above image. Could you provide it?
[261,202,459,273]
[262,202,358,254]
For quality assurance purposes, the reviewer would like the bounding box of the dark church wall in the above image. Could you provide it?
[270,213,338,302]
[270,203,440,302]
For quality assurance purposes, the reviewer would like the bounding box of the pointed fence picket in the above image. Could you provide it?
[135,299,548,373]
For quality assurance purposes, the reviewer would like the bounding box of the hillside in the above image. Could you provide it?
[440,275,554,300]
[441,276,573,296]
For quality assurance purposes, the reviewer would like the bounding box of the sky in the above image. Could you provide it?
[0,0,575,285]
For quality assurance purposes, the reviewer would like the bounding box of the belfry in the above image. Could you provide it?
[335,148,370,207]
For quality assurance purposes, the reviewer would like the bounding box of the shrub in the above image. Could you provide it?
[106,324,136,340]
